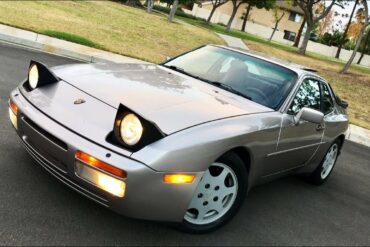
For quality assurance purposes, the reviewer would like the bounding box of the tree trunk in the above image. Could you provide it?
[125,0,142,7]
[298,22,312,55]
[168,0,179,22]
[357,30,370,64]
[357,51,365,64]
[146,0,152,12]
[341,29,366,73]
[226,2,239,33]
[269,12,285,42]
[207,5,218,23]
[269,25,278,42]
[241,4,251,32]
[294,18,305,47]
[336,0,359,59]
[341,27,368,73]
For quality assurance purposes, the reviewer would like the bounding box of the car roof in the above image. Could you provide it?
[211,44,326,81]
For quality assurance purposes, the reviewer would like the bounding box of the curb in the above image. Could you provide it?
[346,124,370,148]
[0,24,147,64]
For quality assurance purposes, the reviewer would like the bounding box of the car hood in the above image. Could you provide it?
[52,63,272,134]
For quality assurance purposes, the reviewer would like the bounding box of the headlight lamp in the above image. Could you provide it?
[120,113,143,146]
[28,64,39,89]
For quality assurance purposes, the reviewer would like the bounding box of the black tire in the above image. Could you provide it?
[178,152,248,233]
[308,139,341,185]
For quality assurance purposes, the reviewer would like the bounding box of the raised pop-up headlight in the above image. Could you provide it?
[120,113,143,146]
[26,60,59,91]
[110,104,165,152]
[28,64,39,89]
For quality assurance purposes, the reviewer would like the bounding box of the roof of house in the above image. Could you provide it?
[276,1,304,15]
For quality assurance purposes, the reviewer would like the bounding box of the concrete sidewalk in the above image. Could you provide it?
[0,24,147,64]
[0,23,369,148]
[217,33,249,50]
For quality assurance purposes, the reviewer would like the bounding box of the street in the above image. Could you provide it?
[0,41,369,246]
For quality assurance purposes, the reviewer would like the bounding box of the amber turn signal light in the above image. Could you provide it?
[8,99,18,129]
[9,99,18,115]
[163,174,195,184]
[75,151,126,179]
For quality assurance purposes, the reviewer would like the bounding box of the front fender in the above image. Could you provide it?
[131,112,281,175]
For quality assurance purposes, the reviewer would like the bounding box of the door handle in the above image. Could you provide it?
[316,124,325,131]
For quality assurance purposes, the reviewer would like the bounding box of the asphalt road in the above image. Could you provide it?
[0,41,369,246]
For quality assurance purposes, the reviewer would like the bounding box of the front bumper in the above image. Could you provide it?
[10,88,203,222]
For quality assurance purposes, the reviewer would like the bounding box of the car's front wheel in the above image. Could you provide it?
[308,140,340,185]
[179,152,247,233]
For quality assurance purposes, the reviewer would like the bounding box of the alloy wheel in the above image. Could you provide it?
[184,163,238,225]
[321,143,338,179]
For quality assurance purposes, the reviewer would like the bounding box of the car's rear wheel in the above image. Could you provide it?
[179,152,247,233]
[308,140,340,185]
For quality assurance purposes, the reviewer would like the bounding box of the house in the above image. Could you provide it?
[187,1,305,44]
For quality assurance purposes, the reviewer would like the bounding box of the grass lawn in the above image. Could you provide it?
[245,40,370,129]
[0,1,224,63]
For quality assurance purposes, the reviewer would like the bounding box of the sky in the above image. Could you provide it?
[330,0,369,31]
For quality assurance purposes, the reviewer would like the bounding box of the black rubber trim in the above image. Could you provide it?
[107,104,166,152]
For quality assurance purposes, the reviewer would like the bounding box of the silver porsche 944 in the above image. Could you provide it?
[9,45,348,232]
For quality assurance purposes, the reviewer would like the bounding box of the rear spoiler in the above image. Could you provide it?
[335,96,348,109]
[328,83,348,109]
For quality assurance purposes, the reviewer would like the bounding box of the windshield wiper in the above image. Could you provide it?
[163,65,208,82]
[163,65,252,101]
[163,65,185,73]
[209,81,253,101]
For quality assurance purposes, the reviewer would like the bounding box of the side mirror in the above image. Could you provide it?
[294,107,324,124]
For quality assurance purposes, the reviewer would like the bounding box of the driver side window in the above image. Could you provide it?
[288,78,321,115]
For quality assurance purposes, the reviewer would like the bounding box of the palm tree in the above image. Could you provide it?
[335,0,359,58]
[341,0,369,74]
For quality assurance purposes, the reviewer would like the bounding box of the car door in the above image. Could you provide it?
[319,80,347,146]
[264,77,324,176]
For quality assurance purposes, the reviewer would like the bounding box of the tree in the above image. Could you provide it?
[293,18,306,47]
[226,0,244,32]
[295,0,339,55]
[269,7,285,41]
[357,27,370,64]
[341,0,369,73]
[347,21,365,42]
[317,9,334,36]
[206,0,228,24]
[240,0,275,32]
[168,0,179,22]
[335,0,359,58]
[319,29,347,46]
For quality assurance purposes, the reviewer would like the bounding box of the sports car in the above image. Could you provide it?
[9,45,348,232]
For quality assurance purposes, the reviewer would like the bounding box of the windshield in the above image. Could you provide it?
[163,46,298,109]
